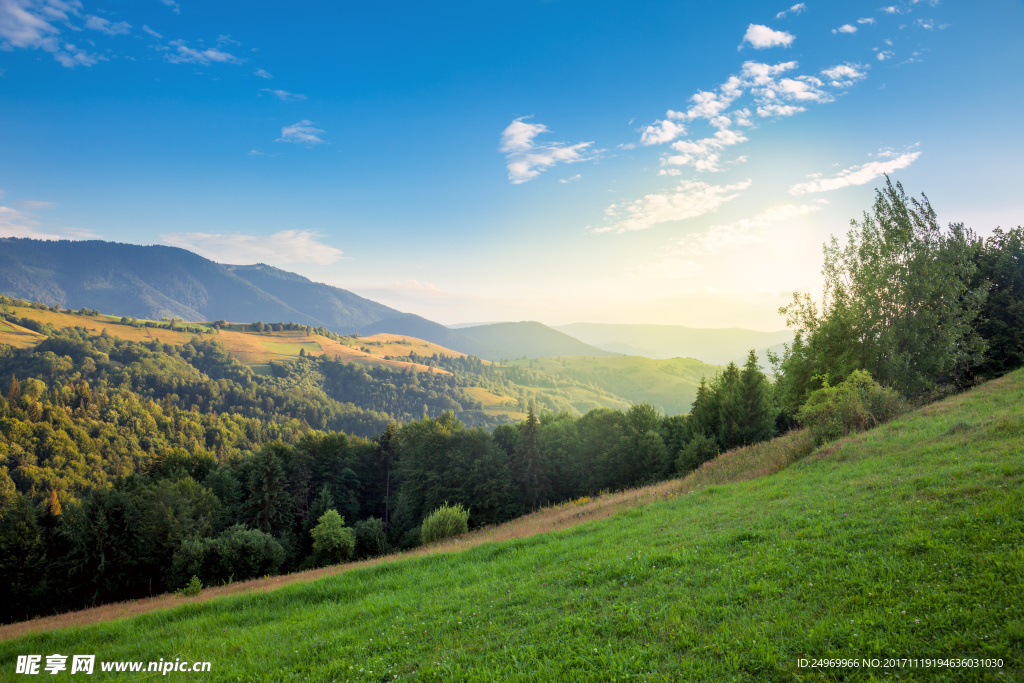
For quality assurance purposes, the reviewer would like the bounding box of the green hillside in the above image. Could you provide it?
[511,355,724,415]
[3,370,1020,680]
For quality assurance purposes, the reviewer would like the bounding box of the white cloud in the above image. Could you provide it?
[161,230,345,265]
[276,120,326,145]
[775,3,805,19]
[558,174,581,184]
[741,24,795,49]
[881,6,898,14]
[261,88,306,102]
[142,24,162,39]
[665,127,749,172]
[640,119,687,146]
[670,201,827,256]
[500,117,596,184]
[253,68,272,79]
[157,0,180,14]
[756,103,806,117]
[876,50,894,61]
[596,179,752,233]
[821,63,867,87]
[164,39,240,65]
[858,17,876,24]
[788,151,921,194]
[833,24,857,34]
[0,0,101,67]
[84,15,130,35]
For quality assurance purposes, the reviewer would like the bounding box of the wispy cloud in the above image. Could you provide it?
[858,17,876,24]
[0,198,94,240]
[775,3,805,20]
[164,39,241,65]
[84,15,130,36]
[832,24,857,34]
[821,63,868,87]
[142,24,162,39]
[161,230,345,265]
[15,199,56,209]
[500,117,596,184]
[254,68,273,79]
[741,24,795,49]
[669,201,827,256]
[788,151,921,195]
[559,174,581,184]
[276,120,326,145]
[595,179,752,234]
[157,0,180,15]
[261,88,307,102]
[0,0,101,67]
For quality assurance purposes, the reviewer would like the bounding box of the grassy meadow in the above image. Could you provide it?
[1,370,1021,681]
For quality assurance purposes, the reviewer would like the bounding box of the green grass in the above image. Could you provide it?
[2,372,1023,681]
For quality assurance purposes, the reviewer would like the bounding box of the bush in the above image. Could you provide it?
[170,525,286,586]
[179,575,203,596]
[420,503,469,545]
[353,517,390,559]
[797,370,905,446]
[310,510,356,566]
[676,433,720,474]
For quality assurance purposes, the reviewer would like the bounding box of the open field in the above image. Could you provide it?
[0,319,44,349]
[6,306,197,345]
[358,333,471,360]
[2,370,1020,680]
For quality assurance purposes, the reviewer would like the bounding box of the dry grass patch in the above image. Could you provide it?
[8,306,196,345]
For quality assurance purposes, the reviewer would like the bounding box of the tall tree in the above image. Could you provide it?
[241,443,295,536]
[776,177,987,404]
[970,226,1024,378]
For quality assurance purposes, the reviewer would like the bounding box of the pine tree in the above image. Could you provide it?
[7,375,20,401]
[736,350,776,446]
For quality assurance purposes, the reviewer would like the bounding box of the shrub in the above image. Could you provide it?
[420,503,469,545]
[797,369,905,446]
[676,433,720,474]
[310,510,356,566]
[353,517,390,559]
[171,526,286,586]
[179,575,203,596]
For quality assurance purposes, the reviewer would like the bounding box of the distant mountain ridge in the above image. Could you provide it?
[0,238,400,330]
[555,322,794,366]
[358,317,617,361]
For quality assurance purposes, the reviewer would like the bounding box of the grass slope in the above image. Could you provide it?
[511,355,723,415]
[2,372,1022,680]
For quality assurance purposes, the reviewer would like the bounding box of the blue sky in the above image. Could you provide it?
[1,0,1022,330]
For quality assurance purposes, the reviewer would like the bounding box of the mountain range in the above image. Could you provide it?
[0,237,792,365]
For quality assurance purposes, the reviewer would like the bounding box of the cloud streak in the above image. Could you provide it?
[161,230,345,265]
[788,151,921,195]
[0,0,101,67]
[500,117,596,184]
[276,120,326,145]
[596,179,752,234]
[262,88,307,102]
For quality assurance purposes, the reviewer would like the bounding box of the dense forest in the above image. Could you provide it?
[0,180,1021,624]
